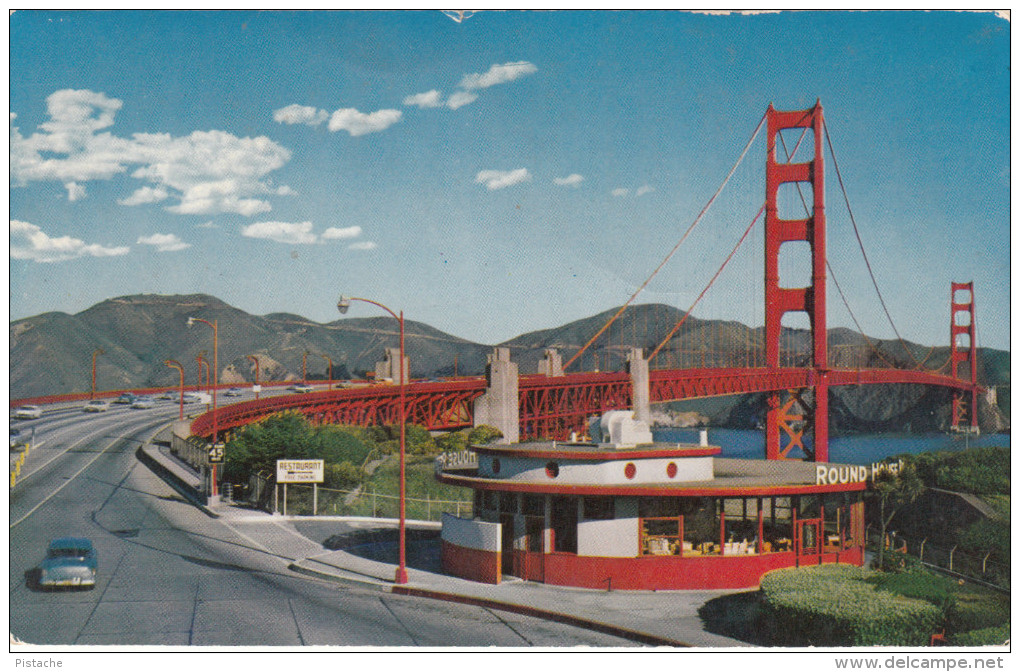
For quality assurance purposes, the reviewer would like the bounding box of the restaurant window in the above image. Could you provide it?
[499,492,518,514]
[583,496,614,520]
[722,498,757,555]
[762,496,794,553]
[522,494,545,518]
[683,498,722,556]
[551,497,577,554]
[483,490,498,511]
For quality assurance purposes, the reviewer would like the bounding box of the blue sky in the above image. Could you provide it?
[9,11,1011,351]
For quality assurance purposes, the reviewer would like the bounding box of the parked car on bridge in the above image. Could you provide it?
[114,393,137,405]
[290,384,314,393]
[224,388,243,397]
[182,392,212,404]
[82,400,111,413]
[13,405,43,420]
[37,537,97,589]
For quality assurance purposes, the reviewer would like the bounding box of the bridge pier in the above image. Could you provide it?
[627,348,650,425]
[473,347,519,444]
[375,347,409,384]
[538,348,564,377]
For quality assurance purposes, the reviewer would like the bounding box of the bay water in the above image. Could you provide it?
[652,427,1010,465]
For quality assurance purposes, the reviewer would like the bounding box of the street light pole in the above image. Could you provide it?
[90,349,104,400]
[188,317,219,498]
[246,355,261,399]
[164,360,184,421]
[320,354,333,390]
[337,295,408,585]
[196,354,209,392]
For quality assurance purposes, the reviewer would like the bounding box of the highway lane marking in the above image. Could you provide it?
[11,409,180,486]
[10,419,167,530]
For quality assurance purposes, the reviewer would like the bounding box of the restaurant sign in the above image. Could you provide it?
[277,459,324,483]
[816,459,904,486]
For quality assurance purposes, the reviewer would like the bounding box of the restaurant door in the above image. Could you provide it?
[500,515,515,577]
[522,516,545,582]
[797,518,822,566]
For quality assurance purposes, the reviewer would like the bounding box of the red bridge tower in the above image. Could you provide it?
[764,101,828,462]
[950,282,979,430]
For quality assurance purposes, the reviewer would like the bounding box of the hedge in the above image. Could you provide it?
[760,565,942,647]
[949,625,1010,647]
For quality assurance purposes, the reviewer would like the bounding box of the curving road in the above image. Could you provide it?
[9,398,636,647]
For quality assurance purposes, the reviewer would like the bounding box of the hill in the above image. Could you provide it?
[9,294,1009,432]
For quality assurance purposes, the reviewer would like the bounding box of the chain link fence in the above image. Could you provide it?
[238,471,472,521]
[866,527,1009,591]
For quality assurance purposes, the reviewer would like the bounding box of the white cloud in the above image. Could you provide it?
[446,91,479,110]
[322,225,363,240]
[611,188,630,197]
[459,61,538,90]
[119,185,169,206]
[403,90,443,109]
[241,220,317,245]
[636,184,655,196]
[65,182,86,201]
[328,108,402,136]
[197,221,218,229]
[348,241,378,251]
[11,89,293,216]
[10,219,129,263]
[475,168,532,191]
[273,104,329,126]
[553,174,584,187]
[137,232,191,252]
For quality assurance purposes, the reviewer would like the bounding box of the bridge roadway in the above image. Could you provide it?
[190,367,975,440]
[9,399,634,646]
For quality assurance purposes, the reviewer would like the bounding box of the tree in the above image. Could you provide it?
[871,463,925,571]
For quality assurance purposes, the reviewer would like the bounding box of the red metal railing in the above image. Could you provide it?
[187,367,977,441]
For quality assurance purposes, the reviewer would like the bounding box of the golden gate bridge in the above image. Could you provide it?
[188,102,983,463]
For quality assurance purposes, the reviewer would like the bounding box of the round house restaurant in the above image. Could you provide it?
[434,411,867,591]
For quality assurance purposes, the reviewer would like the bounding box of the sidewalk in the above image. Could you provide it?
[139,440,753,648]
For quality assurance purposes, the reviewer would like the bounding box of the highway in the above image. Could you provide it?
[9,397,635,647]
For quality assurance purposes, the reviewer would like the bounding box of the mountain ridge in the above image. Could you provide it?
[9,293,1009,432]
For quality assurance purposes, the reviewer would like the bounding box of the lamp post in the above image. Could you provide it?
[164,360,184,420]
[90,349,104,400]
[337,295,408,585]
[188,317,219,498]
[246,355,261,399]
[320,354,333,390]
[196,353,210,392]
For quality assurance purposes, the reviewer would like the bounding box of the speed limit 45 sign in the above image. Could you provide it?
[208,443,225,463]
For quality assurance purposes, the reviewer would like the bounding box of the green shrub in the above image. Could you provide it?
[468,424,503,445]
[760,565,943,647]
[949,624,1010,647]
[946,591,1011,635]
[866,567,955,611]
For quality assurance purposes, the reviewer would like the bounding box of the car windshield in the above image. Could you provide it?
[47,548,89,559]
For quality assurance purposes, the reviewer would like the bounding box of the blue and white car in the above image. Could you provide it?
[38,537,97,589]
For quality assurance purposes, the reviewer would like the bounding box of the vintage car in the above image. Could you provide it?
[38,537,97,589]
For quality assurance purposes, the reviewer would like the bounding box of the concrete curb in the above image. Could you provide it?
[287,559,392,591]
[136,441,220,519]
[390,585,691,647]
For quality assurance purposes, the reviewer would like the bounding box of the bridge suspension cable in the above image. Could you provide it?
[649,203,765,362]
[776,130,903,370]
[563,109,769,371]
[823,121,940,371]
